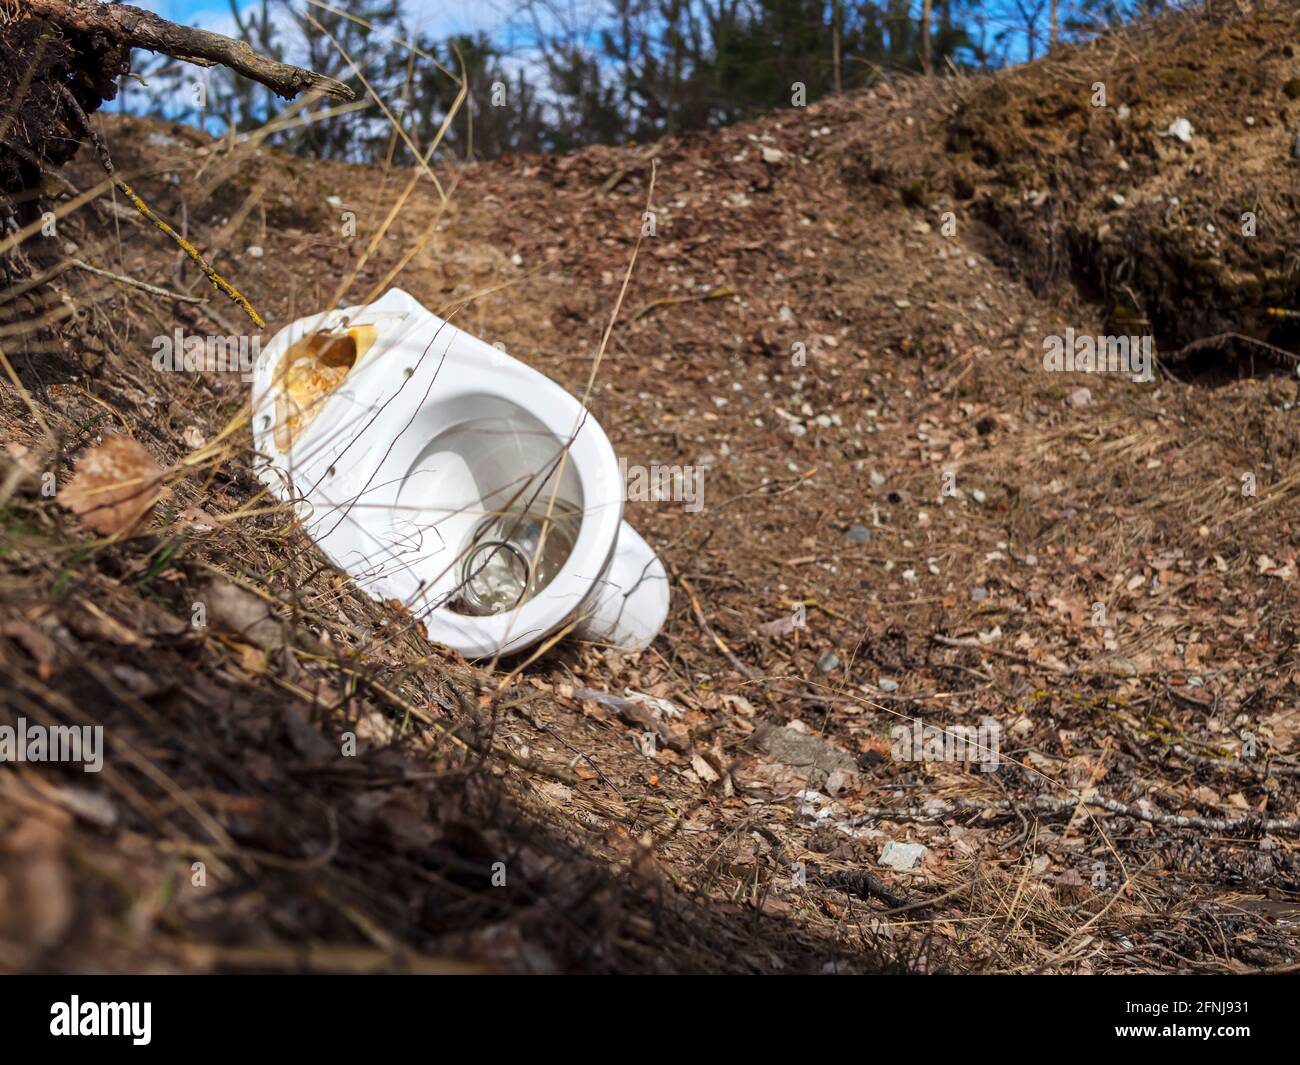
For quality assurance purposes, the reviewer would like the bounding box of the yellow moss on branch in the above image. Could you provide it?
[51,81,266,329]
[117,180,265,329]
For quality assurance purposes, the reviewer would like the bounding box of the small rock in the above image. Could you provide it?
[246,245,264,259]
[970,586,987,602]
[1160,117,1194,144]
[879,841,926,871]
[846,523,871,543]
[761,145,785,164]
[758,615,798,638]
[816,650,841,673]
[753,722,856,783]
[878,677,899,692]
[1067,386,1092,408]
[825,767,857,796]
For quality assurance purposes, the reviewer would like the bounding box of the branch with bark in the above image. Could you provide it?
[22,0,354,101]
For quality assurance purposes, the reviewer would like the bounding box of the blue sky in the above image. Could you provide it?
[135,0,511,38]
[117,0,551,126]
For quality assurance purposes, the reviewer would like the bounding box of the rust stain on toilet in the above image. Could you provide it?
[273,324,377,451]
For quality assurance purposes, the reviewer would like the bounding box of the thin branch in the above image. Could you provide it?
[69,258,206,304]
[850,795,1300,835]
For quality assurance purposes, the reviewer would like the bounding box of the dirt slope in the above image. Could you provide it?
[1,2,1298,973]
[859,1,1300,374]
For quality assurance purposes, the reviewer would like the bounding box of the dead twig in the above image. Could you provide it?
[850,796,1300,835]
[679,574,760,681]
[68,258,205,304]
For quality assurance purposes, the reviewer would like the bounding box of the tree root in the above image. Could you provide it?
[2,0,348,318]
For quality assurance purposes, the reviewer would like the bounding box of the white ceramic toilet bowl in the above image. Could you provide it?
[250,288,669,658]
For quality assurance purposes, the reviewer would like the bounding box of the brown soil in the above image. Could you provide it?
[856,2,1300,380]
[1,1,1298,973]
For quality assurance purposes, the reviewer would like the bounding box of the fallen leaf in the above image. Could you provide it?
[691,754,720,782]
[0,619,59,679]
[59,432,166,536]
[0,810,74,960]
[179,505,219,532]
[202,578,283,650]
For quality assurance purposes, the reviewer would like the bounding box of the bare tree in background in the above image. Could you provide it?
[832,0,842,91]
[120,0,1166,161]
[922,0,933,73]
[1011,0,1049,59]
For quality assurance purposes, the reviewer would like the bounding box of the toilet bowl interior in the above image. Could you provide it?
[377,395,586,614]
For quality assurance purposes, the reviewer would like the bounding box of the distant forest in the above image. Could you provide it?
[123,0,1177,160]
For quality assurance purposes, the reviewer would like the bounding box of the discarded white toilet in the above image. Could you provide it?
[250,288,669,658]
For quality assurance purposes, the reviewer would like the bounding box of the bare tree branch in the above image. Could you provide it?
[23,0,354,101]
